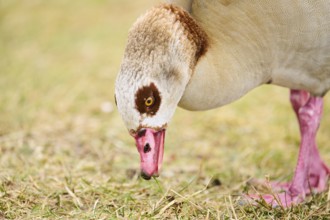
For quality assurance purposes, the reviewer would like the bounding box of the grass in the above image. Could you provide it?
[1,0,330,219]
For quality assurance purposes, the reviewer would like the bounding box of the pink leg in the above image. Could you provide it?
[290,90,329,193]
[250,90,329,207]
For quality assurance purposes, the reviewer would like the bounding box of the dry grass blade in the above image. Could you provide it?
[64,185,84,209]
[170,189,204,211]
[228,196,238,220]
[92,198,99,215]
[154,198,178,218]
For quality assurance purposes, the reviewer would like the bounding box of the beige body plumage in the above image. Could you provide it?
[179,0,330,110]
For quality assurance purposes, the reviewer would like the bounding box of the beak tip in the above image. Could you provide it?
[140,170,159,180]
[140,171,152,180]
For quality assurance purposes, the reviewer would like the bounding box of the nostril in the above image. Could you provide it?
[143,143,151,153]
[137,129,146,137]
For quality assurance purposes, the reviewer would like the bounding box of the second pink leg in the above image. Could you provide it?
[249,90,329,207]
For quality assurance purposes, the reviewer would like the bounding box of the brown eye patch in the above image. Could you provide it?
[135,83,161,116]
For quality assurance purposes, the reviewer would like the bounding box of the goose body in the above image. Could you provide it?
[115,0,330,206]
[180,0,330,110]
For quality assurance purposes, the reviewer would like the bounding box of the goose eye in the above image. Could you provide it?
[145,96,154,107]
[135,83,161,116]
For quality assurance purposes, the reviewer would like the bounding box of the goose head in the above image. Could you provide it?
[115,4,207,179]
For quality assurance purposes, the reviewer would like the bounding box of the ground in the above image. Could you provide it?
[1,0,330,219]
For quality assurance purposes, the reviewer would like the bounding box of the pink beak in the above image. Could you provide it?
[134,128,166,180]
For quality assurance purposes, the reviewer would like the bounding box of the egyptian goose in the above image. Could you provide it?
[115,0,330,207]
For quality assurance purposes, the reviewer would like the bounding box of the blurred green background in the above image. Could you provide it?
[1,0,330,218]
[1,0,158,132]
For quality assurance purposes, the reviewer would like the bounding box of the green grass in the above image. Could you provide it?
[1,0,330,219]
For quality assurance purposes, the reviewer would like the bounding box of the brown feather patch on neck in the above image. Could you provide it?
[163,4,208,62]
